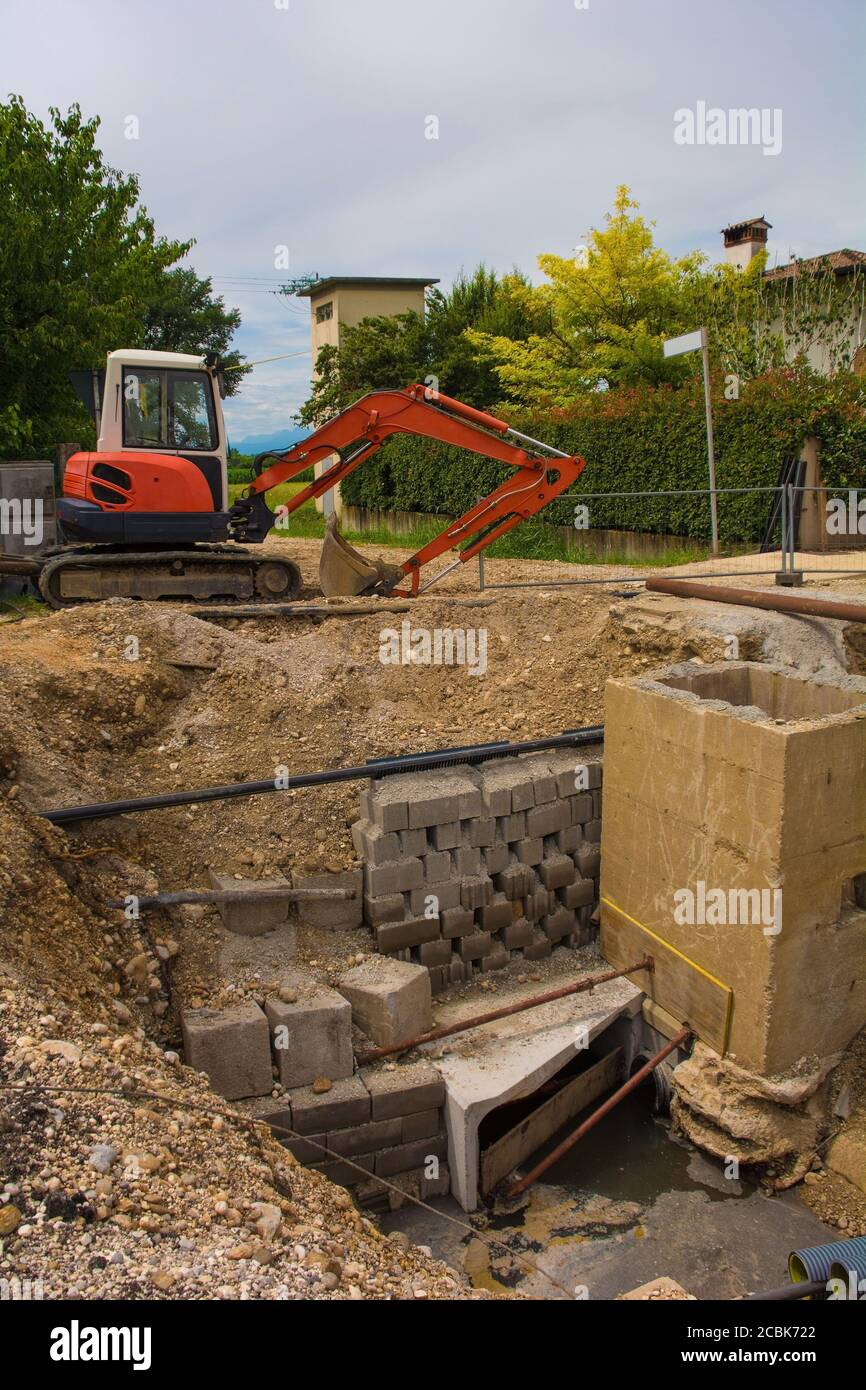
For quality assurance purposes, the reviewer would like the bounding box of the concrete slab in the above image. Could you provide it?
[420,968,642,1210]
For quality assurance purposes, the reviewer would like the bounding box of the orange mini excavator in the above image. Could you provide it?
[36,348,586,606]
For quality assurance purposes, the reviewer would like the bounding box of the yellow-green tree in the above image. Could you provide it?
[468,186,711,406]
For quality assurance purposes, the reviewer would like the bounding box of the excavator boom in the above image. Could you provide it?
[228,386,586,596]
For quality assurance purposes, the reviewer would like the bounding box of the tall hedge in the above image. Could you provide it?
[340,370,866,544]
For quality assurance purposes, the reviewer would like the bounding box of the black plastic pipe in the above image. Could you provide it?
[40,726,604,825]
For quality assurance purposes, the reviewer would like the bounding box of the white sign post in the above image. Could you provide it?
[663,327,719,555]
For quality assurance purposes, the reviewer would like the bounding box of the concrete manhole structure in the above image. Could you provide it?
[600,661,866,1078]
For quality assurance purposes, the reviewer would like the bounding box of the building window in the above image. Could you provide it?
[316,301,334,323]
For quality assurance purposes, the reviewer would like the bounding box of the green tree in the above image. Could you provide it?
[0,96,246,456]
[297,266,542,426]
[142,266,249,394]
[468,186,709,406]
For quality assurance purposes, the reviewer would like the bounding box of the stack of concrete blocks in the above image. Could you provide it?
[181,973,356,1102]
[237,1061,450,1206]
[352,748,604,993]
[182,964,452,1200]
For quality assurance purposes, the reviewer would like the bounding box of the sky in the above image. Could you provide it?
[2,0,865,441]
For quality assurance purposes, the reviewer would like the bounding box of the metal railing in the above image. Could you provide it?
[476,482,866,591]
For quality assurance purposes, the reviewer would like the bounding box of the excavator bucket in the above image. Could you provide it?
[319,514,403,597]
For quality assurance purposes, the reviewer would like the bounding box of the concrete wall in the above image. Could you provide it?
[600,661,866,1075]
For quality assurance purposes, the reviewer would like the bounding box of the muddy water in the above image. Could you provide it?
[382,1081,837,1298]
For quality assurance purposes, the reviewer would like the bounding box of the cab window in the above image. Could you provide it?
[122,368,217,451]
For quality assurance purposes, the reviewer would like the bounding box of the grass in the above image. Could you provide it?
[229,484,711,569]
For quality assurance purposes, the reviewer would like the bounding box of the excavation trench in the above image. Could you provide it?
[3,575,866,1299]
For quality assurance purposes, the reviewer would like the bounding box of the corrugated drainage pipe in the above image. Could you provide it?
[789,1236,866,1284]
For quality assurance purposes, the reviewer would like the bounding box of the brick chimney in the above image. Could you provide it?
[721,216,772,270]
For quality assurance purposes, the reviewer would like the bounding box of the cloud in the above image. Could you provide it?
[2,0,863,435]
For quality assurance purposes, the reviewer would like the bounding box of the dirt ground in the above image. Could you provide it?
[2,537,866,1294]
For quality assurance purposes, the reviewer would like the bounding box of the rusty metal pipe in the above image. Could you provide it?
[354,959,653,1065]
[645,577,866,624]
[507,1025,692,1198]
[105,886,354,911]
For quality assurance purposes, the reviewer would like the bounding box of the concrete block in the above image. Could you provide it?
[569,793,595,825]
[539,854,576,891]
[576,842,601,879]
[523,933,552,961]
[312,1153,377,1186]
[290,1073,371,1134]
[460,875,493,910]
[338,957,431,1046]
[476,759,535,814]
[351,819,400,866]
[379,768,482,830]
[418,937,453,968]
[497,811,526,843]
[367,779,410,832]
[420,1163,451,1199]
[502,918,535,949]
[375,915,440,952]
[375,1135,448,1177]
[515,837,543,866]
[265,987,353,1088]
[294,868,363,931]
[559,877,596,909]
[524,886,550,923]
[399,827,429,857]
[526,800,570,838]
[584,819,602,843]
[543,907,578,942]
[181,1002,273,1100]
[364,892,406,926]
[481,947,509,972]
[494,861,536,900]
[518,754,557,805]
[428,965,450,995]
[409,879,460,914]
[441,906,476,938]
[452,844,482,876]
[556,824,583,855]
[401,1108,441,1143]
[458,931,493,961]
[206,870,290,938]
[430,821,462,851]
[321,1117,403,1157]
[483,842,510,875]
[424,850,453,883]
[479,893,514,932]
[361,1061,445,1119]
[469,817,495,848]
[364,858,424,897]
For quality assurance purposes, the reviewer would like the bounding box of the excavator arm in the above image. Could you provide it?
[228,385,586,596]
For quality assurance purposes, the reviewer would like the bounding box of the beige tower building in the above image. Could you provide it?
[299,276,438,514]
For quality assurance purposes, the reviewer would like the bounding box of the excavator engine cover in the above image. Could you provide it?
[319,514,403,597]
